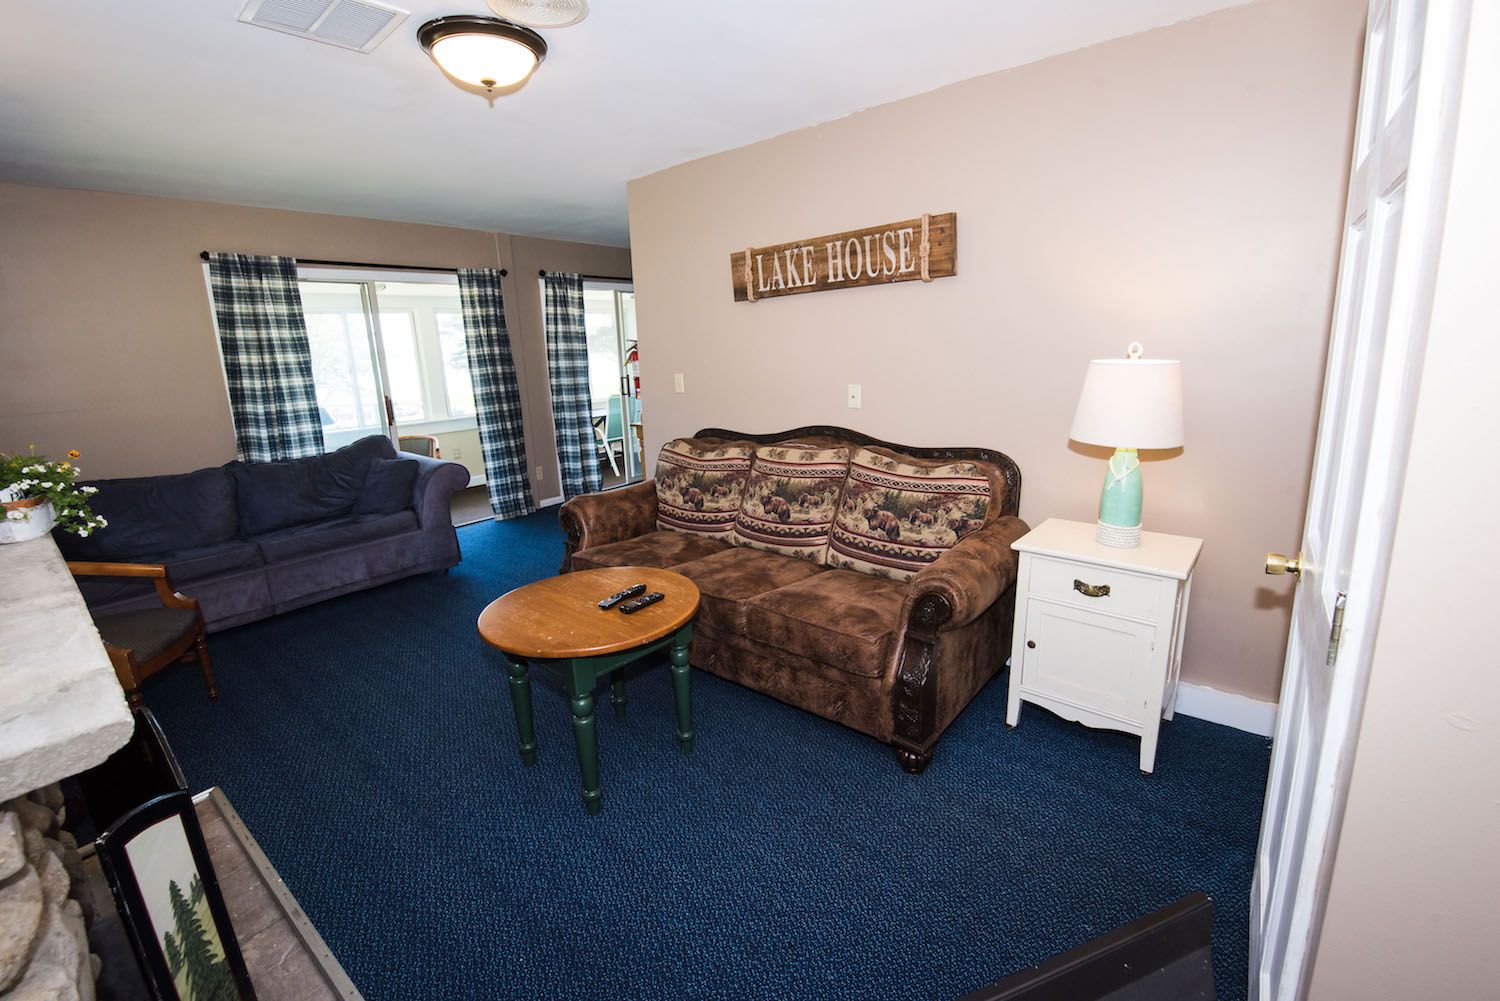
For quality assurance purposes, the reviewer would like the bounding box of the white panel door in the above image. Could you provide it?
[1249,2,1473,999]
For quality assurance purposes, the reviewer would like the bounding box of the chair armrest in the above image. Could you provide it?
[66,561,167,578]
[66,561,196,610]
[558,480,658,569]
[899,515,1031,633]
[407,454,472,530]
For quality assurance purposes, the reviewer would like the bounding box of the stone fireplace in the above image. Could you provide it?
[1,536,135,1001]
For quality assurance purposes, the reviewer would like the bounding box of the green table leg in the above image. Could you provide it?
[505,658,537,766]
[670,627,694,754]
[569,678,603,816]
[611,673,628,720]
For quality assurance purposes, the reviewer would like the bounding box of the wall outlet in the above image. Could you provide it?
[847,383,862,409]
[534,466,544,481]
[673,372,686,393]
[450,447,462,459]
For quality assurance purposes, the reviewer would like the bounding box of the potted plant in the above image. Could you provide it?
[1,447,107,544]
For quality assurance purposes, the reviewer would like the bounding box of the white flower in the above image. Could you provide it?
[77,528,90,537]
[81,486,98,494]
[96,517,108,527]
[6,510,24,522]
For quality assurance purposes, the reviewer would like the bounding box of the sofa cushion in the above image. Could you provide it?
[670,546,827,634]
[72,540,264,608]
[56,467,238,561]
[572,530,731,571]
[228,435,392,537]
[730,443,849,565]
[250,511,419,563]
[827,447,992,582]
[654,439,754,539]
[743,570,908,678]
[355,457,419,516]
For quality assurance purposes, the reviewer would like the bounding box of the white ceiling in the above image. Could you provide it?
[0,0,1248,247]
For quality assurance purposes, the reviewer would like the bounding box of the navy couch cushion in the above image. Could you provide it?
[355,458,419,516]
[228,435,392,537]
[250,511,419,563]
[56,467,238,561]
[73,541,264,607]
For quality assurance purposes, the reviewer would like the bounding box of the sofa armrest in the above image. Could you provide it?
[558,480,658,570]
[899,515,1030,633]
[407,454,472,530]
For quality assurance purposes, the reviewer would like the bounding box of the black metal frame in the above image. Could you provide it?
[416,14,547,74]
[96,791,258,1001]
[956,893,1216,1000]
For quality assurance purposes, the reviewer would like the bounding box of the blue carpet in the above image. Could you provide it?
[147,509,1269,1001]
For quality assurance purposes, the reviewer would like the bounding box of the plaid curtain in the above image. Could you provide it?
[458,269,535,519]
[543,273,601,499]
[206,253,325,463]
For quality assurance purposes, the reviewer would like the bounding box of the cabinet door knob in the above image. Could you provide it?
[1073,579,1111,598]
[1026,640,1036,649]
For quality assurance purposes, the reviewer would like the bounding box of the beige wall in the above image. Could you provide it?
[1310,2,1500,993]
[0,183,630,503]
[627,0,1364,701]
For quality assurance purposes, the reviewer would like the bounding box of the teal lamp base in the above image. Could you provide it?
[1096,447,1143,548]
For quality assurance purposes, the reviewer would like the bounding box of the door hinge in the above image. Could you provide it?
[1325,592,1347,668]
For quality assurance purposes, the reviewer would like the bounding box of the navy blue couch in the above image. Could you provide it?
[56,435,471,631]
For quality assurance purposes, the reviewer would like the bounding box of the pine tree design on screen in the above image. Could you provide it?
[163,875,237,1001]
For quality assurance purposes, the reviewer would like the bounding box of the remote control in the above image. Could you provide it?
[599,583,647,609]
[619,592,665,614]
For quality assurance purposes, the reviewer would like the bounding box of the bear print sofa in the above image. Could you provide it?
[559,425,1027,772]
[56,435,471,631]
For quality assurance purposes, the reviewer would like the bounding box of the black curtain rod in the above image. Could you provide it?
[199,251,507,277]
[538,269,632,283]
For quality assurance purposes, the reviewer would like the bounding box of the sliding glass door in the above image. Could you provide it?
[582,281,641,486]
[298,270,480,483]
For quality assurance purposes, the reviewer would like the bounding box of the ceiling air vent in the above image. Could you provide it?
[238,0,409,54]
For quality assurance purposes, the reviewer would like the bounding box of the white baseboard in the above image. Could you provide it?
[1174,683,1277,737]
[538,495,564,508]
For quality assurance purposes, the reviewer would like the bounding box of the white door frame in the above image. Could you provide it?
[1249,2,1473,999]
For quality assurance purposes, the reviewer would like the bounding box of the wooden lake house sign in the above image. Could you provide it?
[730,212,956,302]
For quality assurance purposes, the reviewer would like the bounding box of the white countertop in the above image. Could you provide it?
[0,535,133,800]
[1012,518,1203,580]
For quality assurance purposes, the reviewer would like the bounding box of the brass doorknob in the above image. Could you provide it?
[1265,552,1302,575]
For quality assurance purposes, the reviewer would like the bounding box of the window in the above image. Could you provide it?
[297,273,476,450]
[580,281,641,484]
[435,310,475,417]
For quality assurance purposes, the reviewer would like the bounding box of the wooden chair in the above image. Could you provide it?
[397,434,441,459]
[66,562,218,709]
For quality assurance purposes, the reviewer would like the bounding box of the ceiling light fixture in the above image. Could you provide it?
[418,15,546,93]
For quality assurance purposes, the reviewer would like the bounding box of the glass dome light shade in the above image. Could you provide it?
[418,16,547,91]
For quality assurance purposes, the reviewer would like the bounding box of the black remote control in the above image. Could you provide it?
[619,592,665,614]
[599,583,647,609]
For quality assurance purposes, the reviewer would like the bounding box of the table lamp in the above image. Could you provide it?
[1069,342,1184,548]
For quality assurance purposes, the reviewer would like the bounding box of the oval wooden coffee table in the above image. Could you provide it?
[477,567,700,816]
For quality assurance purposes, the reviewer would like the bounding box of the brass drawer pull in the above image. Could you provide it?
[1073,579,1111,598]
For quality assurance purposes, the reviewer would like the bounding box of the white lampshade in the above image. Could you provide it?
[1069,343,1184,449]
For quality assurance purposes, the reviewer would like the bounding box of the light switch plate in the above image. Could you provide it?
[847,383,862,409]
[673,373,686,393]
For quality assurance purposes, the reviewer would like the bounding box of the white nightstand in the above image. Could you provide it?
[1005,518,1202,773]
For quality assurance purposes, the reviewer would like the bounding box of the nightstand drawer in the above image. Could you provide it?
[1029,556,1160,621]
